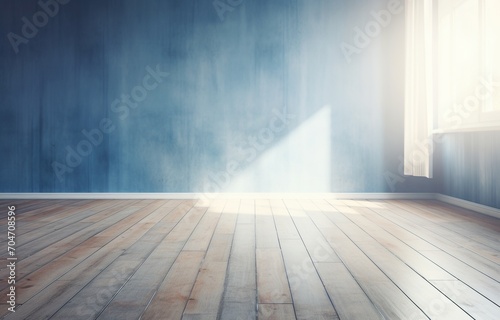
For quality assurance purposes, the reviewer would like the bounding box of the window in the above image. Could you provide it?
[404,0,500,178]
[435,0,500,132]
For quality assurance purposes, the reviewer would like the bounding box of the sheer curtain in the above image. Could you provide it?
[404,0,434,178]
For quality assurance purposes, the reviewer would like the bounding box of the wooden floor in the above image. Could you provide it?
[0,198,499,320]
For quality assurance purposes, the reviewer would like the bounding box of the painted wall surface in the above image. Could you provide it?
[435,132,500,209]
[0,0,433,193]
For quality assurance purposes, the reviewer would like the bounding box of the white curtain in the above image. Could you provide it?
[404,0,434,178]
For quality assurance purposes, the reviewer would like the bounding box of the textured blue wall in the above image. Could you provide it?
[0,0,432,193]
[435,132,500,209]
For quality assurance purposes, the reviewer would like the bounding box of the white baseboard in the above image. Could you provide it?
[0,192,435,200]
[194,193,436,200]
[0,192,497,219]
[0,193,199,200]
[434,193,500,219]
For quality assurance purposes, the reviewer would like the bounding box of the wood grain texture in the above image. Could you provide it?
[257,304,296,320]
[256,248,292,304]
[220,203,257,320]
[315,262,384,320]
[0,198,498,319]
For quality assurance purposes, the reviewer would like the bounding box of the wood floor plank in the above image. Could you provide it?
[391,200,500,250]
[431,280,500,320]
[374,201,500,263]
[3,200,173,319]
[12,200,126,246]
[220,302,255,320]
[334,200,438,251]
[0,198,498,320]
[360,201,498,314]
[256,248,292,304]
[280,239,339,320]
[392,200,460,223]
[97,204,208,320]
[270,200,300,241]
[255,199,280,249]
[315,262,384,320]
[141,251,205,320]
[0,201,66,227]
[307,211,428,319]
[49,201,193,319]
[16,200,131,257]
[50,260,141,319]
[183,199,225,252]
[0,204,144,289]
[337,204,455,281]
[258,304,296,320]
[183,261,228,319]
[353,242,472,319]
[293,200,341,263]
[420,250,500,306]
[220,205,257,320]
[183,201,239,319]
[331,205,473,318]
[26,200,115,224]
[214,199,239,235]
[372,202,500,278]
[238,199,255,224]
[1,200,167,307]
[0,200,72,223]
[425,201,500,232]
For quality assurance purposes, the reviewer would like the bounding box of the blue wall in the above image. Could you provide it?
[0,0,433,193]
[435,132,500,209]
